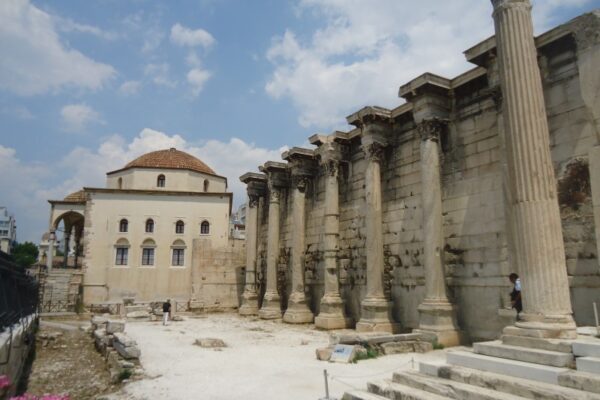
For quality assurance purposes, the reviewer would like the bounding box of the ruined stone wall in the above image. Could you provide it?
[252,12,600,341]
[191,238,245,311]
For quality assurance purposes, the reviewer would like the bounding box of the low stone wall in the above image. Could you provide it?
[0,315,36,399]
[90,316,142,383]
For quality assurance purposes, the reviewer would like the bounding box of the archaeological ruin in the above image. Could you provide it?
[239,3,600,345]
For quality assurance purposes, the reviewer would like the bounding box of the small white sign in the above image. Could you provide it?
[329,344,355,363]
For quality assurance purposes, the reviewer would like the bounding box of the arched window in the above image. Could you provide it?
[145,218,154,233]
[141,238,156,266]
[175,220,185,234]
[115,238,130,266]
[119,219,128,233]
[203,179,209,192]
[157,174,166,188]
[118,177,123,189]
[171,239,186,266]
[200,220,210,235]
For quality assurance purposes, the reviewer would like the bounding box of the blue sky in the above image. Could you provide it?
[1,0,598,243]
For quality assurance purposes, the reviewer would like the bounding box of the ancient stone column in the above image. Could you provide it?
[282,149,316,323]
[347,109,399,333]
[416,119,462,346]
[312,136,351,329]
[239,173,267,316]
[258,162,288,319]
[63,227,71,268]
[46,230,55,272]
[492,0,576,338]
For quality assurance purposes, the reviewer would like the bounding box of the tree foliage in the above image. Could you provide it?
[12,241,39,267]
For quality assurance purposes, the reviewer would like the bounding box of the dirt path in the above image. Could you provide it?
[23,319,119,400]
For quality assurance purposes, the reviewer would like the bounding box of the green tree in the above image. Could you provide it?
[12,242,39,267]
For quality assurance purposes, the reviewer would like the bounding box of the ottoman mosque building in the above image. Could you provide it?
[45,148,239,306]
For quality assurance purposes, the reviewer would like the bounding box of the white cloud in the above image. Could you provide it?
[170,23,215,48]
[265,0,593,129]
[2,129,285,242]
[118,80,142,95]
[144,63,177,88]
[60,104,104,133]
[187,68,212,96]
[0,0,116,96]
[2,105,34,120]
[56,17,118,40]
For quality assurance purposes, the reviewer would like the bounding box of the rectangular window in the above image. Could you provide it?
[142,248,155,266]
[115,248,128,265]
[172,248,185,266]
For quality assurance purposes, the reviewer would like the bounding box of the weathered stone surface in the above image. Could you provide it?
[316,347,333,361]
[558,370,600,394]
[474,340,574,368]
[381,341,433,355]
[106,320,125,334]
[113,341,141,359]
[194,338,227,348]
[126,310,150,319]
[113,332,137,347]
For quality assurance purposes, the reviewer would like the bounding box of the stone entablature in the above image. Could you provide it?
[241,9,600,342]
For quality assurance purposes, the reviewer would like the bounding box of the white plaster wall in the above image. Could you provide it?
[106,168,227,193]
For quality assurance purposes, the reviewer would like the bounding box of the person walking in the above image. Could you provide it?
[162,299,172,326]
[509,273,522,320]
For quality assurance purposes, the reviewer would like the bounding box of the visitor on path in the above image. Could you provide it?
[509,273,522,320]
[162,299,171,326]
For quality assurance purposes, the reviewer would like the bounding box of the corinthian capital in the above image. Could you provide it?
[292,175,310,193]
[323,159,339,177]
[248,194,260,209]
[417,119,447,142]
[491,0,531,12]
[362,142,386,163]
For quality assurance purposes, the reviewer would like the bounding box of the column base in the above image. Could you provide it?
[258,291,281,320]
[239,290,259,316]
[356,296,400,333]
[315,294,352,330]
[283,293,314,324]
[503,314,577,340]
[417,300,463,347]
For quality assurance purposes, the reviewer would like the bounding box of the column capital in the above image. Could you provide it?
[362,141,387,163]
[282,147,317,192]
[417,118,448,142]
[240,172,267,204]
[491,0,531,13]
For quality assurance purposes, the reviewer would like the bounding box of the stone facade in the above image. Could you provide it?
[242,10,600,342]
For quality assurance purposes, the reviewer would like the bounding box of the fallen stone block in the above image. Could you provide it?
[114,332,137,347]
[114,341,141,359]
[172,315,184,322]
[381,341,414,355]
[91,316,109,330]
[126,310,150,320]
[316,347,333,361]
[194,338,227,348]
[106,320,126,334]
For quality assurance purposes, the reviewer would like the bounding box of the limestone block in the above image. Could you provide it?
[194,338,227,348]
[474,340,574,368]
[577,357,600,374]
[106,320,125,334]
[558,370,600,394]
[113,332,136,347]
[114,341,141,359]
[126,310,150,320]
[316,347,333,361]
[573,341,600,357]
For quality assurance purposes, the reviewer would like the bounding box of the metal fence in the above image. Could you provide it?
[0,252,39,333]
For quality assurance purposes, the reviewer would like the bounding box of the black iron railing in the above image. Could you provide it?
[0,252,39,333]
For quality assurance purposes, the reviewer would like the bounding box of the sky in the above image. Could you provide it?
[1,0,598,243]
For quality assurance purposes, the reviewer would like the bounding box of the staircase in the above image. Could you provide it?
[39,269,83,313]
[344,333,600,399]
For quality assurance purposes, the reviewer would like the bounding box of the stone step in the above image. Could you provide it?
[574,341,600,358]
[558,370,600,394]
[342,390,389,400]
[577,357,600,374]
[392,370,527,400]
[367,379,449,400]
[447,350,570,385]
[419,361,600,400]
[501,335,573,353]
[474,340,574,367]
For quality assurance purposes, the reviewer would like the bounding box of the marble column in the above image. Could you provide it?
[63,226,71,268]
[415,119,462,346]
[46,230,55,272]
[239,173,266,315]
[492,0,576,338]
[314,137,352,329]
[283,173,314,323]
[356,136,399,333]
[258,163,287,319]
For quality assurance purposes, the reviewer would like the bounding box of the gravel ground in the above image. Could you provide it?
[104,314,448,400]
